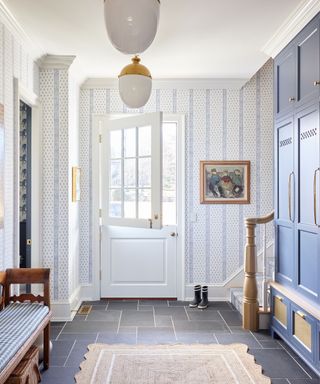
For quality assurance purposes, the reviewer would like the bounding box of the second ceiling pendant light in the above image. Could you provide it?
[104,0,160,108]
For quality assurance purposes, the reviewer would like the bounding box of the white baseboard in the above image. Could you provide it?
[51,285,82,322]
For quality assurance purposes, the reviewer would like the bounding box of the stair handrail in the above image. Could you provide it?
[243,210,274,331]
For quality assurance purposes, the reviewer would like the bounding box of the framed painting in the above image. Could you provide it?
[200,160,250,204]
[72,167,81,202]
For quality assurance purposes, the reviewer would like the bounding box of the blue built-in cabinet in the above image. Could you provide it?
[272,12,320,377]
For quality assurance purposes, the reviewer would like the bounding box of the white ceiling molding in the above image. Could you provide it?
[0,0,44,60]
[81,77,249,90]
[39,55,76,70]
[262,0,320,58]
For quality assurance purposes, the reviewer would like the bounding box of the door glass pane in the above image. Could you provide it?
[110,130,122,159]
[138,126,151,156]
[124,158,136,187]
[163,190,176,226]
[162,122,177,225]
[109,189,121,217]
[138,189,151,219]
[124,189,136,218]
[110,160,121,187]
[138,157,151,187]
[124,127,136,158]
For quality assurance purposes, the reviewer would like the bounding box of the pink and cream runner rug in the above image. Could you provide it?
[75,343,271,384]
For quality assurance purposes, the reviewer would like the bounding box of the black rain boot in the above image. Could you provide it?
[189,285,201,308]
[198,286,208,309]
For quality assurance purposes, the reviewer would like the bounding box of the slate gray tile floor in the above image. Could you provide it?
[41,300,320,384]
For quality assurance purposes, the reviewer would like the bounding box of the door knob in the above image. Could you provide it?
[313,80,320,86]
[26,239,32,246]
[170,232,177,237]
[288,97,295,102]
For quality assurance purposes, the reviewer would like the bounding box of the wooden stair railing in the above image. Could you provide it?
[243,211,274,331]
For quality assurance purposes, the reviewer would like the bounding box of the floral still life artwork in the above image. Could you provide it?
[200,161,250,204]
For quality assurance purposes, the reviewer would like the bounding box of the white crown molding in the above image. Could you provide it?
[0,0,45,59]
[81,77,249,90]
[262,0,320,58]
[39,55,77,70]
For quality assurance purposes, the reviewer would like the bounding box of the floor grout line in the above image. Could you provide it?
[249,331,264,348]
[55,322,67,341]
[171,316,178,341]
[105,302,109,311]
[135,326,138,344]
[117,310,123,334]
[184,306,191,321]
[152,306,156,327]
[95,332,99,343]
[63,339,77,367]
[217,310,233,334]
[213,333,219,344]
[281,342,313,379]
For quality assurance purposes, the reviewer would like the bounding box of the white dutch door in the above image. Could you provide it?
[100,112,179,298]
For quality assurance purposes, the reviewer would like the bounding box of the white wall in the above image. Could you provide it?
[79,59,274,292]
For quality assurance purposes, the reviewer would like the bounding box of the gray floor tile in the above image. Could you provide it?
[41,367,79,384]
[81,300,108,306]
[64,341,91,368]
[176,332,218,344]
[51,340,75,357]
[249,349,312,379]
[219,310,242,325]
[63,320,118,333]
[107,301,138,310]
[118,326,137,334]
[186,308,222,321]
[154,307,188,320]
[252,330,273,340]
[120,310,154,326]
[72,315,87,322]
[137,305,154,311]
[229,326,250,334]
[205,301,234,310]
[173,320,229,333]
[259,340,283,349]
[57,332,97,342]
[216,333,262,348]
[97,332,137,344]
[155,315,173,327]
[50,355,67,367]
[139,300,169,306]
[51,321,66,327]
[271,380,291,384]
[91,304,108,311]
[288,380,320,383]
[86,309,121,321]
[137,327,176,344]
[168,301,190,307]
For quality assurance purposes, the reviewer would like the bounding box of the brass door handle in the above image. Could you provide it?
[313,168,320,227]
[296,310,306,320]
[288,172,294,222]
[275,295,283,302]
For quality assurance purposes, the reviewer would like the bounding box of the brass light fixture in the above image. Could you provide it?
[118,56,152,109]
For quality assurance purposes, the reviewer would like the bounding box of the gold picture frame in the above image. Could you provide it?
[200,160,250,204]
[72,167,81,202]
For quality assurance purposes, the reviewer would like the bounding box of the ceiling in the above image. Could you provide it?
[4,0,303,80]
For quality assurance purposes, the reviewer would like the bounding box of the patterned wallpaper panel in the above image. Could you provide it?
[0,21,39,271]
[79,59,274,286]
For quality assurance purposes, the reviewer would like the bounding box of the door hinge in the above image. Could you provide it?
[99,208,102,218]
[99,134,102,143]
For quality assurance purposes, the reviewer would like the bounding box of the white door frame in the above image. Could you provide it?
[92,113,186,300]
[13,78,42,269]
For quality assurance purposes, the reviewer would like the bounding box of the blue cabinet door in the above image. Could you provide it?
[296,19,320,108]
[275,117,295,286]
[295,104,320,302]
[275,44,296,118]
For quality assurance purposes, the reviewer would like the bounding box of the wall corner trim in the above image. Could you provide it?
[261,0,320,58]
[0,0,44,59]
[39,55,77,70]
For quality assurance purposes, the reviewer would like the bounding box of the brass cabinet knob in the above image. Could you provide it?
[313,80,320,86]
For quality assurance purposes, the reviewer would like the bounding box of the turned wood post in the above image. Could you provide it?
[243,220,259,331]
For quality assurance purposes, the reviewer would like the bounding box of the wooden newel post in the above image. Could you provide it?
[243,220,259,331]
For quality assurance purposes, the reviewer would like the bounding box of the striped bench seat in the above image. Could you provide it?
[0,302,49,373]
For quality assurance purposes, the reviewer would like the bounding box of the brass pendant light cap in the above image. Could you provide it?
[119,56,152,79]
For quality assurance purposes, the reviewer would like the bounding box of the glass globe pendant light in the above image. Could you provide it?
[118,56,152,109]
[104,0,160,54]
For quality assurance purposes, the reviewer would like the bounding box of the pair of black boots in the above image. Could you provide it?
[189,285,208,309]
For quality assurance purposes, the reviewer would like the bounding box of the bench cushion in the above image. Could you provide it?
[0,303,49,372]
